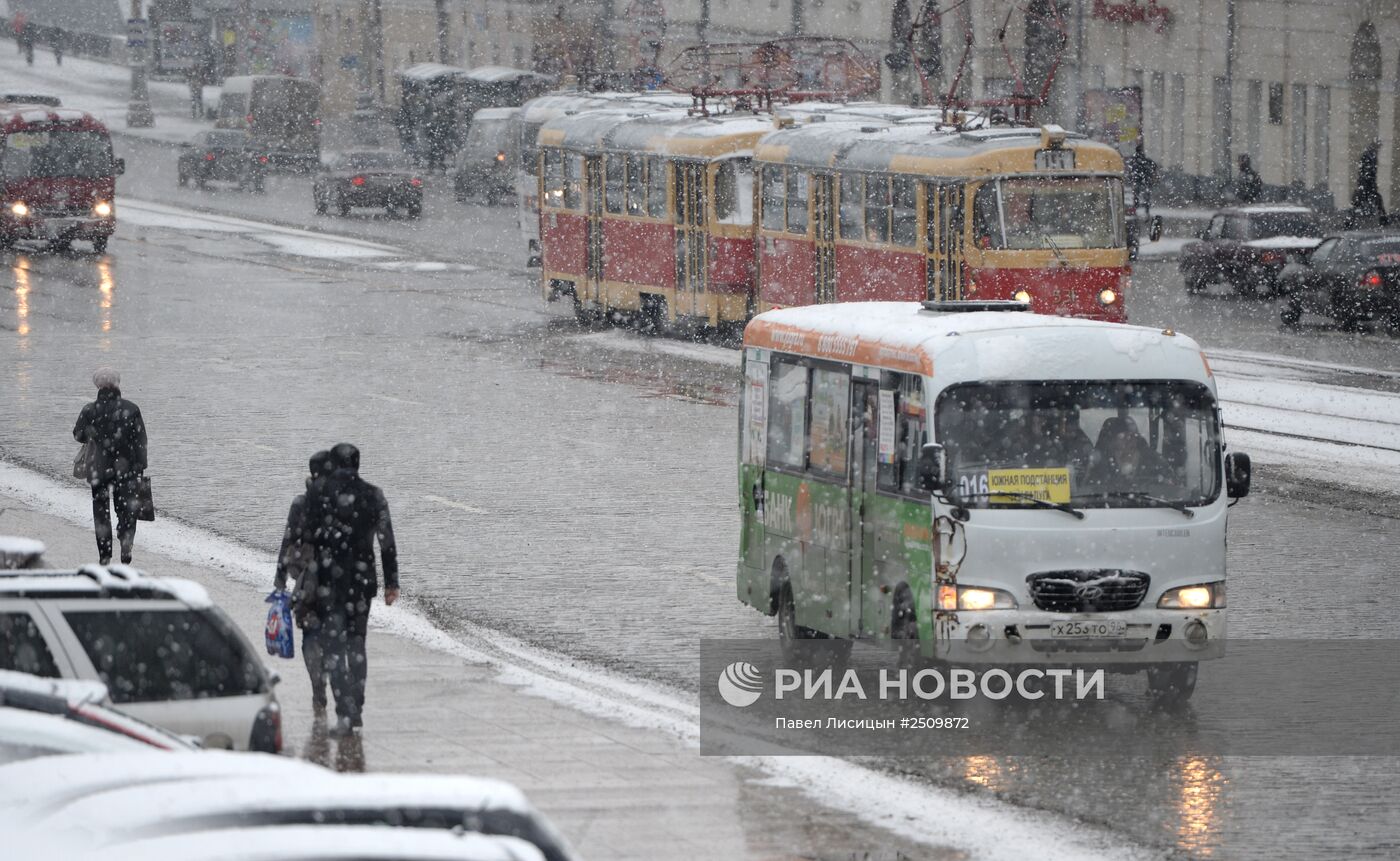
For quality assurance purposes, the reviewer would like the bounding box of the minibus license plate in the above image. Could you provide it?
[1050,620,1126,638]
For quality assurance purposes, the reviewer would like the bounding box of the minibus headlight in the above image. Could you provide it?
[10,200,29,217]
[938,584,1017,611]
[93,200,113,217]
[1158,582,1225,609]
[1098,288,1118,306]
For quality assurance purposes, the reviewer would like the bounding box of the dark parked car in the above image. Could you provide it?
[1179,205,1323,296]
[313,150,423,218]
[1279,231,1400,331]
[176,130,268,192]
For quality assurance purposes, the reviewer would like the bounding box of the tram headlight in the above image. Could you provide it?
[93,200,113,217]
[1013,289,1032,305]
[1158,582,1225,609]
[1098,288,1118,306]
[10,200,28,217]
[938,584,1018,611]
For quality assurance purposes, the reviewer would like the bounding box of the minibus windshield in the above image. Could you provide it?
[1,130,113,179]
[936,380,1221,509]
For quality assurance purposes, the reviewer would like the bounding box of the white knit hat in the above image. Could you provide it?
[92,367,120,389]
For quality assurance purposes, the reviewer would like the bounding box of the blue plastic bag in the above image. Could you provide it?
[264,590,295,659]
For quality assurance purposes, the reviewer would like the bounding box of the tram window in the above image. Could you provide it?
[542,149,564,208]
[625,154,645,216]
[972,183,1001,249]
[865,174,890,243]
[876,373,927,496]
[562,153,583,210]
[839,174,863,241]
[647,157,668,218]
[786,170,809,235]
[892,176,918,247]
[767,361,809,469]
[761,165,785,231]
[605,154,625,214]
[808,367,851,476]
[715,158,754,225]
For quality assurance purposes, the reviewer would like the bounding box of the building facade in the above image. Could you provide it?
[311,0,1400,210]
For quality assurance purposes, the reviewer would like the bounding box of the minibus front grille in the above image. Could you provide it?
[1026,570,1150,613]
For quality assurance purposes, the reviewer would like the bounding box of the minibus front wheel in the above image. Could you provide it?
[1145,662,1198,707]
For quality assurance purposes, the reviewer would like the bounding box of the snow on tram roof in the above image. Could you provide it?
[745,302,1208,382]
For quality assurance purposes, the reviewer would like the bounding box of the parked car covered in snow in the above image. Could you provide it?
[101,826,547,861]
[1179,204,1323,296]
[1278,230,1400,331]
[0,565,281,751]
[0,536,45,569]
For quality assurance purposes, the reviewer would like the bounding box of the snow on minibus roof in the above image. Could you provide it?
[744,302,1209,383]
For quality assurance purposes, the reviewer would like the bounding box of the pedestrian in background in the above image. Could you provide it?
[274,449,337,718]
[1352,141,1388,228]
[72,368,148,565]
[51,29,63,65]
[307,443,399,737]
[1125,141,1159,219]
[18,19,33,66]
[1235,154,1262,204]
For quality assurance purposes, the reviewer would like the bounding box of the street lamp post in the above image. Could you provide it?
[126,0,155,127]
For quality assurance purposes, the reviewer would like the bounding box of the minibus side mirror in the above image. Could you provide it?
[1225,452,1251,498]
[113,157,126,175]
[916,443,946,493]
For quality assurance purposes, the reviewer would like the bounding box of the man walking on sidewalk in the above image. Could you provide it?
[275,449,336,718]
[307,443,399,737]
[73,368,147,565]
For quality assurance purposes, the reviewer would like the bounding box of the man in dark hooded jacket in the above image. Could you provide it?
[275,449,336,716]
[306,443,398,735]
[1352,142,1388,227]
[72,368,147,564]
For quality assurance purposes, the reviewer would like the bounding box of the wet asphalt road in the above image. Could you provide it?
[1,175,1399,859]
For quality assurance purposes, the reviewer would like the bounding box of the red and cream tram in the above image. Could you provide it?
[537,109,774,330]
[753,122,1129,320]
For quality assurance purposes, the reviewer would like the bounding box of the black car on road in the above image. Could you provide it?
[1279,230,1400,331]
[313,150,422,218]
[176,130,268,192]
[1179,205,1322,296]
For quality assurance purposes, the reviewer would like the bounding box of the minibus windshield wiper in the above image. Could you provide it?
[950,491,1085,519]
[1072,491,1195,518]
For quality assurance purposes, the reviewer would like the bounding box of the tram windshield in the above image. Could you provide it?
[973,175,1124,250]
[935,380,1221,508]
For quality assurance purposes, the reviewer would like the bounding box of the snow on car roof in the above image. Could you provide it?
[1243,236,1324,249]
[0,535,44,559]
[0,707,155,757]
[99,826,547,861]
[0,750,326,816]
[0,567,212,606]
[465,65,553,84]
[474,107,522,120]
[1234,204,1314,213]
[0,669,107,706]
[746,302,1209,384]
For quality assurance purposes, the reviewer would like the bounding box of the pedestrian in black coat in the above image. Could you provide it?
[72,368,147,564]
[274,449,336,716]
[1125,142,1160,218]
[1352,142,1388,227]
[306,442,399,736]
[1235,154,1263,204]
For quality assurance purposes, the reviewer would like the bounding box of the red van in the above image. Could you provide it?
[0,102,124,253]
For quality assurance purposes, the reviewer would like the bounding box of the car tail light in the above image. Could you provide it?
[258,155,269,164]
[409,177,422,187]
[351,176,366,186]
[245,113,254,125]
[204,152,216,161]
[1259,250,1283,264]
[311,118,321,126]
[1362,270,1383,289]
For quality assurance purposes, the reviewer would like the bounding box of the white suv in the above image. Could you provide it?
[0,564,281,751]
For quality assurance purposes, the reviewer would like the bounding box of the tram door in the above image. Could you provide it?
[925,182,965,301]
[673,160,707,318]
[812,173,837,304]
[585,155,604,306]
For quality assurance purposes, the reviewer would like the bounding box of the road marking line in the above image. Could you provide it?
[424,494,488,514]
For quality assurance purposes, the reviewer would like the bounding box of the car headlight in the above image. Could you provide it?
[938,584,1018,611]
[93,200,113,217]
[1158,582,1225,609]
[10,201,28,217]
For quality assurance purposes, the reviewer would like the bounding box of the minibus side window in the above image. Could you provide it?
[807,367,851,477]
[767,361,809,469]
[605,153,624,214]
[876,373,927,495]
